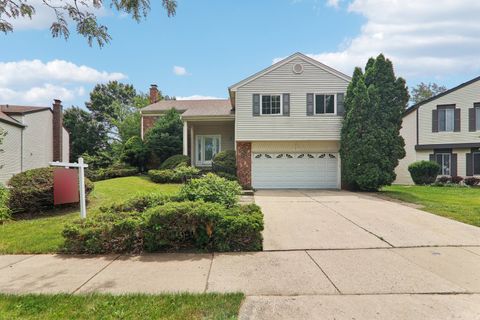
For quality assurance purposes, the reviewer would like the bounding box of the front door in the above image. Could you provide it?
[196,135,221,165]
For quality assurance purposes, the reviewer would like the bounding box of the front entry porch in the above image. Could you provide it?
[182,119,235,167]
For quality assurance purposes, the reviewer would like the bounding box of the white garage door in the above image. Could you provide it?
[252,152,339,189]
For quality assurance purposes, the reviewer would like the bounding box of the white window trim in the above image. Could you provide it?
[314,93,337,115]
[438,108,455,132]
[436,152,451,176]
[195,135,221,166]
[260,94,283,116]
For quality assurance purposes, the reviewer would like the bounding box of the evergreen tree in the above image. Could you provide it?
[145,108,183,163]
[340,54,408,191]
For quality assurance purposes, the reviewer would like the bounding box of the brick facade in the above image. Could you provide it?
[236,141,252,188]
[52,99,63,162]
[142,116,159,137]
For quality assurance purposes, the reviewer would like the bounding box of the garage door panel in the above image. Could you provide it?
[252,152,339,189]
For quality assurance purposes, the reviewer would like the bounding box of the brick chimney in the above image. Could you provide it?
[52,99,63,162]
[150,84,159,104]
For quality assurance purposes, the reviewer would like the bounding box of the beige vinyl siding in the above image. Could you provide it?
[62,127,70,162]
[418,79,480,145]
[252,141,339,153]
[0,123,22,185]
[22,110,53,171]
[394,111,417,184]
[190,121,235,166]
[235,57,348,141]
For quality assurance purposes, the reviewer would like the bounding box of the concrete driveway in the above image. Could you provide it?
[255,189,480,250]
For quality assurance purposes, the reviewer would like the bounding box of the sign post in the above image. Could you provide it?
[49,157,89,219]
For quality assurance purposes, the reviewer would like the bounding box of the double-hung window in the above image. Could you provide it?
[438,108,454,132]
[261,95,281,115]
[435,153,451,175]
[474,152,480,175]
[315,94,335,114]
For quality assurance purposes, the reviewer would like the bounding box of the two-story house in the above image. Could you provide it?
[141,52,350,189]
[395,76,480,184]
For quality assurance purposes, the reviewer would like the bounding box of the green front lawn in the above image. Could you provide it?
[381,185,480,227]
[0,293,244,320]
[0,176,181,254]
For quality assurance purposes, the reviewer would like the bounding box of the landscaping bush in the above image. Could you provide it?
[464,177,480,186]
[62,211,144,254]
[437,176,451,184]
[148,165,200,183]
[179,173,242,208]
[451,176,464,184]
[160,155,191,170]
[64,201,264,253]
[101,193,177,213]
[408,161,440,185]
[86,165,138,182]
[8,167,94,213]
[212,150,236,177]
[0,184,11,223]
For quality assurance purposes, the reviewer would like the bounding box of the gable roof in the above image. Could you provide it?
[0,105,51,115]
[141,99,232,117]
[228,52,351,91]
[404,75,480,116]
[0,110,25,127]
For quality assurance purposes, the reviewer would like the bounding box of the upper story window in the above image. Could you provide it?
[476,106,480,131]
[438,108,454,132]
[261,95,281,115]
[315,94,335,114]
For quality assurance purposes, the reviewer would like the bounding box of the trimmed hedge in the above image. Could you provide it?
[63,201,264,253]
[160,155,191,170]
[148,166,200,183]
[86,166,138,182]
[0,184,11,223]
[8,167,94,214]
[179,173,241,208]
[212,150,236,177]
[100,193,177,213]
[408,161,440,185]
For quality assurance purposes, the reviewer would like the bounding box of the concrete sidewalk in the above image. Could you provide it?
[1,247,480,318]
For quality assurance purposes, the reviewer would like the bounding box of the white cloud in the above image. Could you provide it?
[177,95,224,100]
[326,0,341,8]
[0,59,126,106]
[173,66,190,76]
[279,0,480,80]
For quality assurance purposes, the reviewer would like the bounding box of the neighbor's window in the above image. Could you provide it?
[315,94,335,114]
[438,108,454,132]
[476,106,480,131]
[435,153,451,175]
[474,152,480,175]
[261,95,281,115]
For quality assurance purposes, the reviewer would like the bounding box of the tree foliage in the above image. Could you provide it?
[340,54,409,191]
[410,82,447,105]
[121,136,148,171]
[0,0,177,47]
[145,108,183,163]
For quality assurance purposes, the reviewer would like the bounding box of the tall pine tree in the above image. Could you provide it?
[340,54,408,191]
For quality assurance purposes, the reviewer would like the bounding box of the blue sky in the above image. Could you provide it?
[1,0,479,107]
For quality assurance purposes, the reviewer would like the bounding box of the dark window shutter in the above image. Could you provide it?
[253,94,260,116]
[429,154,435,162]
[454,109,461,132]
[466,153,473,176]
[432,109,438,132]
[469,108,476,132]
[451,153,457,176]
[306,93,314,116]
[337,93,345,116]
[282,93,290,116]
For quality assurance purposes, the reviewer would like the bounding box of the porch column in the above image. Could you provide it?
[183,121,188,155]
[190,125,195,166]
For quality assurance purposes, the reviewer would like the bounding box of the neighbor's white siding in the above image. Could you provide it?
[0,123,22,185]
[235,57,349,141]
[22,110,53,171]
[395,111,417,184]
[62,127,70,162]
[418,79,480,145]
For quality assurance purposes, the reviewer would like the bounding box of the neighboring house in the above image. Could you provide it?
[0,99,70,184]
[395,76,480,184]
[141,53,350,189]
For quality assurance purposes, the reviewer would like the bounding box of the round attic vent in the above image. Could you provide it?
[293,63,304,74]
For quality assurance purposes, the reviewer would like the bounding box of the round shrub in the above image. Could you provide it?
[212,150,236,176]
[408,161,440,185]
[437,176,451,184]
[0,184,11,223]
[451,176,463,184]
[8,167,94,214]
[179,173,241,208]
[464,177,480,186]
[160,154,191,170]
